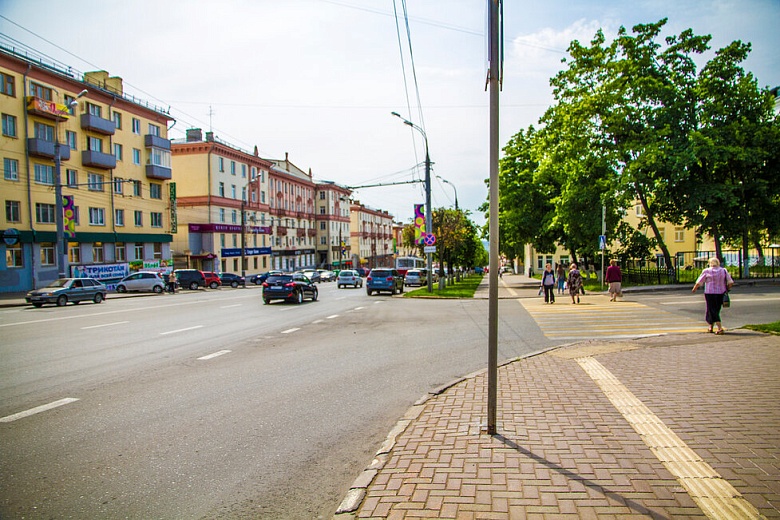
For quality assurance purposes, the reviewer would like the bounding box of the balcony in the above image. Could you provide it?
[296,228,306,238]
[307,229,317,237]
[27,138,70,160]
[26,96,70,121]
[80,113,116,135]
[146,164,172,180]
[144,134,171,150]
[276,226,288,235]
[82,150,117,170]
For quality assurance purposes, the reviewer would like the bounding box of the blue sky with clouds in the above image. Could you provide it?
[1,0,777,226]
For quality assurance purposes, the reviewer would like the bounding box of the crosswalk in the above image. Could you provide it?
[518,294,704,340]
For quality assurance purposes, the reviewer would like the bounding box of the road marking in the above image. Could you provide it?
[198,349,231,360]
[577,356,762,520]
[81,321,129,329]
[660,296,780,305]
[220,304,242,309]
[0,398,79,423]
[281,328,300,334]
[327,314,339,319]
[354,306,365,310]
[312,319,324,324]
[159,325,204,335]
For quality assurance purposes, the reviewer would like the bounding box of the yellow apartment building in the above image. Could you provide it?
[1,47,174,292]
[170,129,272,274]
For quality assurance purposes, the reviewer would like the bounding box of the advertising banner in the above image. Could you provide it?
[63,195,75,238]
[414,204,426,245]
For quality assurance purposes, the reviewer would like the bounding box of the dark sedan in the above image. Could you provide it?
[262,274,318,304]
[219,272,246,288]
[25,277,107,307]
[249,270,283,285]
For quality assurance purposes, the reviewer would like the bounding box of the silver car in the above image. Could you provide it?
[404,269,424,286]
[25,278,107,307]
[116,271,165,293]
[337,269,363,288]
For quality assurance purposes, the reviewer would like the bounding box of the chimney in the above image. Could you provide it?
[205,131,214,142]
[186,128,202,142]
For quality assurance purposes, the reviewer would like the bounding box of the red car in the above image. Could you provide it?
[203,271,221,289]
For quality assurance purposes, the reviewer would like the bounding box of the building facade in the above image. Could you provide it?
[314,181,352,269]
[171,129,272,273]
[1,47,174,292]
[350,201,395,269]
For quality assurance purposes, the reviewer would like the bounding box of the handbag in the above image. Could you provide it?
[723,291,730,308]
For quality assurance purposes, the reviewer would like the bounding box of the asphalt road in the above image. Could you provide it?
[0,283,553,519]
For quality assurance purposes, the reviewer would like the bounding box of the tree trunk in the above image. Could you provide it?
[636,184,672,269]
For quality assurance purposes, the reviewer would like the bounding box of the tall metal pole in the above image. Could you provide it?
[241,195,246,281]
[54,141,67,278]
[486,0,501,435]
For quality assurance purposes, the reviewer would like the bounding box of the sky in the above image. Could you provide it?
[1,0,777,228]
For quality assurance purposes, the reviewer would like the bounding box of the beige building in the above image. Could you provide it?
[170,129,272,274]
[314,181,352,269]
[350,201,395,269]
[1,47,174,292]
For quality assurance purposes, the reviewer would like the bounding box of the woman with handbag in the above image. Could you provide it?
[692,258,734,334]
[567,263,583,304]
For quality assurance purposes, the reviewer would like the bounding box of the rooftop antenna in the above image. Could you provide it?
[208,105,214,132]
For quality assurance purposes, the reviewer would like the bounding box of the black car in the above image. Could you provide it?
[262,274,318,304]
[173,269,207,290]
[249,270,283,285]
[219,272,246,288]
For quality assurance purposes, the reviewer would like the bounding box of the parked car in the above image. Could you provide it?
[300,269,321,283]
[249,270,282,285]
[173,269,207,290]
[202,271,222,289]
[355,267,370,277]
[219,272,245,288]
[318,269,336,282]
[337,269,363,288]
[25,277,107,307]
[116,271,165,293]
[366,268,404,296]
[404,269,424,287]
[262,274,318,304]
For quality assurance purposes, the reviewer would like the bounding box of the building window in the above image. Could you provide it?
[319,191,325,200]
[2,114,17,137]
[114,177,123,194]
[87,102,102,117]
[113,143,123,161]
[35,203,55,223]
[88,136,103,152]
[93,242,104,263]
[89,207,105,226]
[150,147,170,168]
[134,210,143,226]
[231,185,236,199]
[132,148,141,165]
[66,169,78,187]
[219,208,225,222]
[72,206,80,225]
[4,158,19,181]
[88,173,104,191]
[5,200,20,222]
[134,244,143,260]
[66,130,77,149]
[220,234,225,247]
[231,209,237,224]
[218,157,224,172]
[115,243,126,262]
[674,227,685,242]
[319,206,325,215]
[68,242,80,264]
[40,242,55,266]
[150,212,163,228]
[115,208,125,226]
[241,164,247,178]
[0,73,15,96]
[133,180,142,197]
[218,182,225,197]
[148,123,160,137]
[231,161,236,175]
[232,234,237,247]
[112,112,122,130]
[153,242,162,259]
[132,118,141,134]
[33,122,54,141]
[150,183,162,199]
[34,164,54,185]
[29,82,52,100]
[6,243,22,267]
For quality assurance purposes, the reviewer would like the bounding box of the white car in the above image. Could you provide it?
[337,270,363,288]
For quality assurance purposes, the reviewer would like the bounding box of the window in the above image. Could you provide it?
[66,169,78,187]
[218,182,225,197]
[88,173,104,191]
[133,180,142,197]
[115,243,126,262]
[231,210,237,224]
[34,122,54,141]
[150,212,163,228]
[115,208,125,226]
[72,206,80,225]
[112,112,122,130]
[35,203,55,223]
[5,200,20,222]
[231,184,236,199]
[114,178,123,194]
[635,204,644,217]
[89,207,105,226]
[148,123,160,136]
[219,208,225,222]
[40,242,55,266]
[149,147,170,168]
[66,130,77,149]
[88,136,103,152]
[150,183,162,199]
[132,148,141,165]
[320,236,327,245]
[319,206,325,215]
[1,73,15,96]
[674,227,685,242]
[218,157,224,172]
[68,242,80,264]
[153,243,162,260]
[231,161,236,175]
[29,82,52,100]
[34,164,54,185]
[87,102,102,117]
[320,221,326,230]
[4,158,19,181]
[93,242,104,263]
[63,95,76,115]
[134,244,143,260]
[319,191,325,200]
[220,234,225,247]
[134,210,142,226]
[241,164,246,178]
[6,243,22,267]
[2,114,17,137]
[132,118,141,134]
[232,234,237,247]
[113,143,123,161]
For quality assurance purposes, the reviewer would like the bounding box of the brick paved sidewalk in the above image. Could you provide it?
[336,331,780,519]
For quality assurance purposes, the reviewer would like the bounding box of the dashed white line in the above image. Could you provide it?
[326,314,339,319]
[159,325,204,335]
[281,328,300,334]
[312,319,324,324]
[0,398,79,423]
[220,304,242,309]
[81,321,129,329]
[198,349,232,360]
[354,306,365,310]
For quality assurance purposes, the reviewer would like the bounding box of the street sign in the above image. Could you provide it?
[598,235,606,250]
[424,245,436,253]
[423,233,436,246]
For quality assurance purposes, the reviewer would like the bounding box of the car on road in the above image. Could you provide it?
[366,268,404,296]
[318,269,336,282]
[115,271,165,293]
[300,269,321,283]
[25,277,108,307]
[337,269,363,288]
[355,267,370,277]
[174,269,207,290]
[404,269,424,287]
[249,270,283,285]
[262,273,319,304]
[203,271,222,289]
[219,272,246,288]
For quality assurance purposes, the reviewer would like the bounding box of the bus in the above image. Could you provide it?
[395,256,425,276]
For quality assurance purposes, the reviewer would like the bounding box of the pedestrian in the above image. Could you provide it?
[167,271,177,293]
[605,259,623,301]
[556,264,566,294]
[568,263,583,304]
[692,258,734,334]
[541,263,556,303]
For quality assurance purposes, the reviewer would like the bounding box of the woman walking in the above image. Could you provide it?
[692,258,734,334]
[556,264,566,294]
[541,263,556,304]
[605,259,622,301]
[567,263,583,304]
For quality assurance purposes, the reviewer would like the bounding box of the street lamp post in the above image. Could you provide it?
[392,111,433,293]
[437,176,458,210]
[54,89,88,278]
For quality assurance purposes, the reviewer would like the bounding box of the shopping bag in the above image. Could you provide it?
[723,292,730,308]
